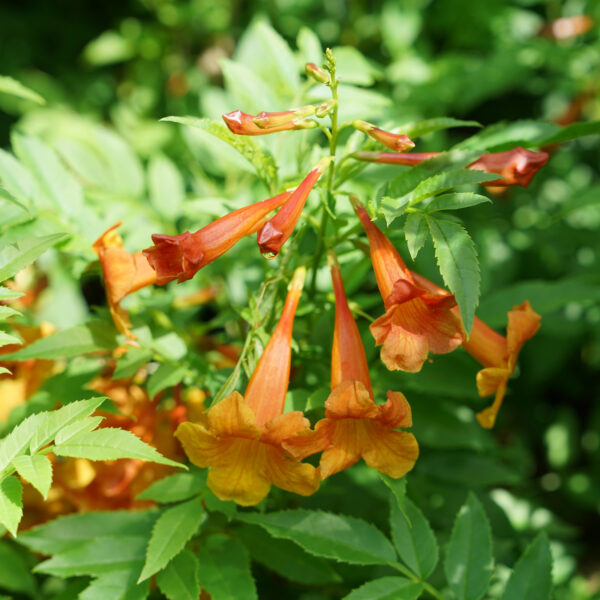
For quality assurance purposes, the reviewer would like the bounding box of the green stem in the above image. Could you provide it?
[389,563,448,600]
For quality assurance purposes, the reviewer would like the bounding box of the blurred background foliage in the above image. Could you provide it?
[1,0,600,599]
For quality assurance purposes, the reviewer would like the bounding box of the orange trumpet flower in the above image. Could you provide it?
[352,199,465,372]
[352,120,415,152]
[222,109,317,136]
[175,268,319,506]
[355,147,549,187]
[257,157,332,258]
[93,223,157,338]
[286,254,418,478]
[144,191,291,285]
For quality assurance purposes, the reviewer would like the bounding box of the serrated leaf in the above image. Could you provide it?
[390,498,438,578]
[533,121,600,147]
[237,523,341,585]
[0,305,21,320]
[379,474,408,519]
[404,213,428,259]
[196,535,257,600]
[29,397,107,453]
[501,533,552,600]
[0,412,45,475]
[0,75,45,104]
[401,118,481,139]
[147,363,186,400]
[54,416,104,445]
[80,570,149,600]
[444,493,494,600]
[18,510,158,554]
[0,540,36,595]
[343,577,423,600]
[0,286,24,301]
[156,550,200,600]
[425,192,491,212]
[0,330,22,348]
[1,321,117,360]
[0,476,23,536]
[137,470,207,503]
[12,455,52,499]
[34,535,148,577]
[426,215,479,334]
[162,117,277,190]
[0,233,67,282]
[138,497,206,582]
[52,427,185,469]
[237,510,396,565]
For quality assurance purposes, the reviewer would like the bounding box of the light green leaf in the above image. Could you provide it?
[444,493,494,600]
[0,305,21,320]
[533,121,600,147]
[0,412,45,475]
[0,75,45,104]
[0,149,38,209]
[220,58,277,115]
[52,427,185,469]
[344,577,423,600]
[425,192,491,212]
[156,550,200,600]
[80,570,149,600]
[18,509,158,554]
[297,27,322,65]
[54,416,104,445]
[332,46,380,86]
[404,213,428,259]
[113,348,153,380]
[1,321,117,361]
[401,118,481,139]
[390,498,438,578]
[0,286,24,301]
[196,535,257,600]
[138,497,206,582]
[148,154,185,219]
[12,455,52,500]
[0,233,67,282]
[29,397,107,453]
[501,533,552,600]
[147,363,187,400]
[237,510,396,565]
[34,535,148,577]
[426,215,480,334]
[0,476,23,536]
[152,332,187,361]
[0,330,22,348]
[137,470,207,503]
[82,30,135,66]
[162,117,277,190]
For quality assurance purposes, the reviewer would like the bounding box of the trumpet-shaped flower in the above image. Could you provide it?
[257,157,332,257]
[175,268,320,505]
[285,254,418,478]
[352,199,465,372]
[223,109,317,136]
[355,147,549,187]
[93,223,157,338]
[352,120,415,152]
[144,191,290,285]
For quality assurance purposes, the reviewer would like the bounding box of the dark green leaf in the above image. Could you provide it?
[0,540,37,595]
[80,570,149,600]
[0,76,45,104]
[137,470,207,503]
[425,192,491,212]
[404,213,428,259]
[401,118,481,139]
[344,577,423,600]
[156,550,200,600]
[532,121,600,147]
[147,363,187,400]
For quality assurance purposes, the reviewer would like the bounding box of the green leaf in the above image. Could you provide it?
[404,213,428,260]
[162,117,277,191]
[425,192,491,212]
[444,493,494,600]
[12,455,52,499]
[34,535,148,577]
[0,233,67,282]
[137,470,207,503]
[18,509,158,554]
[29,397,107,453]
[0,412,45,475]
[0,476,23,536]
[138,497,206,582]
[147,363,187,400]
[379,474,408,519]
[148,154,185,220]
[0,305,21,320]
[401,118,481,139]
[344,577,423,600]
[1,321,117,360]
[533,121,600,147]
[156,550,200,600]
[237,523,341,585]
[80,570,149,600]
[196,535,257,600]
[390,498,438,578]
[52,428,185,469]
[113,348,153,379]
[501,533,552,600]
[332,46,379,86]
[0,150,38,210]
[0,330,22,348]
[0,286,24,301]
[0,540,37,596]
[426,215,480,334]
[237,510,396,565]
[0,75,45,104]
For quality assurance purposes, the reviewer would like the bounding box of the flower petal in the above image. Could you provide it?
[476,374,509,429]
[261,411,312,446]
[207,392,260,439]
[325,381,378,419]
[282,419,334,460]
[377,391,412,428]
[361,425,419,478]
[174,421,229,468]
[506,301,541,367]
[264,446,320,497]
[319,442,362,479]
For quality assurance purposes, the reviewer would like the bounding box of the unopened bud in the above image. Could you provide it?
[315,155,334,175]
[305,62,331,84]
[352,120,415,152]
[292,119,318,130]
[316,99,336,118]
[289,266,306,292]
[253,105,316,129]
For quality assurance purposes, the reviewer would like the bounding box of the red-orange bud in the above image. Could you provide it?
[305,62,331,84]
[353,120,415,152]
[222,110,316,136]
[252,105,316,129]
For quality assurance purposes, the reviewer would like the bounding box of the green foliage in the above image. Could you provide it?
[343,577,423,600]
[156,550,200,600]
[0,75,45,105]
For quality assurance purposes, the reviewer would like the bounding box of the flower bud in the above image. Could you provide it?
[305,62,331,84]
[315,99,336,118]
[252,105,316,129]
[352,120,415,152]
[223,110,316,136]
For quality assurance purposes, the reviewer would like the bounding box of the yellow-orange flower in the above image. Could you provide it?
[285,254,418,479]
[93,223,157,338]
[352,199,465,372]
[175,268,319,505]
